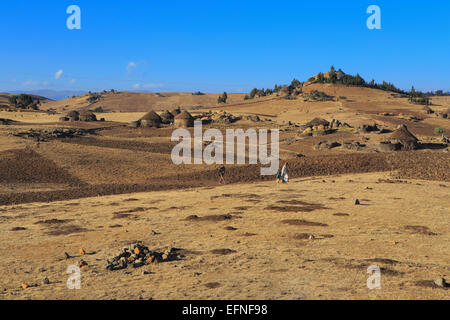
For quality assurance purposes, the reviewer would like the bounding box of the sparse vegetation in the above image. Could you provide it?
[87,92,102,103]
[304,90,334,101]
[217,92,228,104]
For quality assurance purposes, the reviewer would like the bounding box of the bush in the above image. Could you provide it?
[434,127,444,135]
[218,92,228,104]
[304,90,333,101]
[18,94,34,106]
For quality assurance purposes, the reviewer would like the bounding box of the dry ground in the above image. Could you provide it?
[0,84,449,300]
[0,172,448,300]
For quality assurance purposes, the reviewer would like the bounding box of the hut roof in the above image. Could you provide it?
[175,110,193,120]
[305,117,330,127]
[160,110,174,119]
[79,110,95,116]
[170,107,181,115]
[67,110,80,116]
[140,110,162,121]
[390,125,418,142]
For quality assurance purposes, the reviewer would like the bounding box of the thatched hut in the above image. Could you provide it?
[160,110,174,124]
[423,105,433,114]
[66,110,80,121]
[170,107,181,116]
[139,110,162,128]
[390,125,418,150]
[79,110,97,122]
[174,110,194,128]
[305,117,330,128]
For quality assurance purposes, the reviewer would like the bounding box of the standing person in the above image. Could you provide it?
[281,162,289,183]
[218,165,226,184]
[276,168,282,183]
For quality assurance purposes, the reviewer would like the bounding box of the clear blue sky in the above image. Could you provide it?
[1,0,449,94]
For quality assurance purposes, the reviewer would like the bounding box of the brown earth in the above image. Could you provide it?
[0,84,449,300]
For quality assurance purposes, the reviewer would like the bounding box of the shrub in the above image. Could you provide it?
[434,127,444,135]
[18,94,34,106]
[218,92,228,104]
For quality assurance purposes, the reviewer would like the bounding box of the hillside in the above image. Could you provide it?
[40,91,247,113]
[0,93,52,106]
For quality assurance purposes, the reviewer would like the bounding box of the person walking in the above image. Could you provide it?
[276,168,282,183]
[218,165,226,184]
[280,162,289,183]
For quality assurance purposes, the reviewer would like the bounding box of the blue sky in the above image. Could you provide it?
[1,0,449,94]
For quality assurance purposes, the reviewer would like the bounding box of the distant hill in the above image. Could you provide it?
[41,91,247,113]
[0,92,52,106]
[8,90,86,101]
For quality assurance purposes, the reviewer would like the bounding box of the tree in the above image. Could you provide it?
[8,96,17,105]
[329,66,337,83]
[249,88,258,99]
[18,94,33,106]
[317,72,325,83]
[218,92,228,104]
[290,78,301,88]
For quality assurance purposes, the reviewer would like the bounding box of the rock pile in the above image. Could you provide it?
[301,118,351,136]
[105,243,182,271]
[358,123,380,133]
[315,141,341,150]
[0,118,14,125]
[13,128,89,140]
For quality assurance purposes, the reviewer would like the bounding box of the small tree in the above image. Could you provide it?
[329,66,337,83]
[18,94,34,106]
[8,96,17,106]
[290,78,301,88]
[249,88,258,99]
[218,92,228,104]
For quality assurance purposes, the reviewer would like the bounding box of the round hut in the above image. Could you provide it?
[170,107,181,116]
[304,117,330,128]
[160,110,174,124]
[423,105,433,114]
[79,110,97,122]
[390,124,418,150]
[66,110,80,121]
[139,110,162,128]
[174,110,194,128]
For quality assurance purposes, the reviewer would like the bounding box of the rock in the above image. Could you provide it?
[379,141,401,151]
[354,199,360,205]
[78,259,88,268]
[434,278,447,288]
[42,277,50,285]
[64,252,72,259]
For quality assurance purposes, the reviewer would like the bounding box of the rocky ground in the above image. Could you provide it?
[0,172,448,300]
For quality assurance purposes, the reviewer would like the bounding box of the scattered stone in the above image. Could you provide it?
[343,141,365,150]
[434,278,448,288]
[315,141,341,150]
[64,252,72,259]
[78,259,88,268]
[379,141,401,151]
[105,243,183,271]
[42,277,50,285]
[13,128,90,141]
[354,199,360,205]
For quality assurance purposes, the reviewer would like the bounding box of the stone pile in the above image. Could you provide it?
[13,128,90,140]
[105,243,182,271]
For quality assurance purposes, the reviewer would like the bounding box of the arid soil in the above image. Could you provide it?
[0,84,449,300]
[0,172,448,300]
